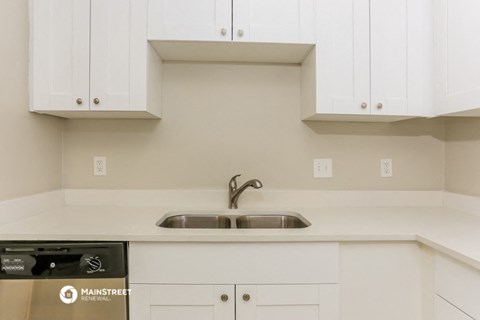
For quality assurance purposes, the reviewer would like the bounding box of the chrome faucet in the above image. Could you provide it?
[228,174,263,209]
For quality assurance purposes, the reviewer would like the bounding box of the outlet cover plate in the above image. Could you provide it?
[94,156,107,176]
[381,159,393,177]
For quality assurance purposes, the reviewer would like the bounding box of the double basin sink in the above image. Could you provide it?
[157,211,311,229]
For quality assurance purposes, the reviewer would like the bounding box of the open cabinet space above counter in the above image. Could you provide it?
[149,41,314,64]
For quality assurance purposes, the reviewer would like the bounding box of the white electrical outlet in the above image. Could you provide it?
[313,159,333,178]
[94,156,107,176]
[381,159,393,177]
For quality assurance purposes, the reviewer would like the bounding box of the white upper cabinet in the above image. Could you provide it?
[308,0,370,116]
[232,0,315,44]
[148,0,315,44]
[434,0,480,116]
[302,0,433,121]
[90,0,151,112]
[30,0,162,118]
[148,0,232,41]
[29,0,90,111]
[370,0,408,116]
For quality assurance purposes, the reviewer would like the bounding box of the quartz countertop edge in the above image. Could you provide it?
[0,205,479,270]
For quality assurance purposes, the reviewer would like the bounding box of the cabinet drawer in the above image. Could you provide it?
[129,242,339,284]
[436,254,480,319]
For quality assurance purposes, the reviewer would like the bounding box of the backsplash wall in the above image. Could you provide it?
[0,0,62,201]
[62,62,445,191]
[445,118,480,197]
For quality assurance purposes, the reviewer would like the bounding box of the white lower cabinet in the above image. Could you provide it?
[129,284,339,320]
[435,253,480,320]
[129,242,340,320]
[435,296,475,320]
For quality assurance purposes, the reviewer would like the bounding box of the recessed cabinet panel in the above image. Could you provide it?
[148,0,232,41]
[370,0,408,116]
[129,284,235,320]
[233,0,315,44]
[313,0,370,115]
[90,0,148,111]
[236,284,340,320]
[30,0,90,111]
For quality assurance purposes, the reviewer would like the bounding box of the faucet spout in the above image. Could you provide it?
[228,174,263,209]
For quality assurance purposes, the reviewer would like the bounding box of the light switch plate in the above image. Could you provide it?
[313,159,333,178]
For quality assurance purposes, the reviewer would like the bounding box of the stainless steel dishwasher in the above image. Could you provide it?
[0,242,128,320]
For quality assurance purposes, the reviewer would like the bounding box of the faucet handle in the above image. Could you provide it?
[229,174,241,191]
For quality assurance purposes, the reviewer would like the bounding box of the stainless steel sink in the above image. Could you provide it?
[156,211,311,229]
[157,214,232,229]
[236,214,310,229]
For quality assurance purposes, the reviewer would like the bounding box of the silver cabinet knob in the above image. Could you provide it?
[220,294,229,302]
[242,294,250,302]
[377,103,383,109]
[76,98,83,105]
[93,98,100,105]
[237,29,244,37]
[361,102,367,109]
[221,28,227,36]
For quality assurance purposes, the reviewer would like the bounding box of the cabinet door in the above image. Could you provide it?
[233,0,315,44]
[236,284,339,320]
[30,0,90,111]
[370,0,408,116]
[130,284,235,320]
[434,0,480,116]
[148,0,232,41]
[313,0,370,115]
[370,0,433,117]
[435,296,475,320]
[90,0,149,111]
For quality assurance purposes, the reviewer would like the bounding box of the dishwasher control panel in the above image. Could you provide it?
[0,242,126,279]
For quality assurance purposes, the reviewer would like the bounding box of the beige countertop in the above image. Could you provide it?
[0,205,479,269]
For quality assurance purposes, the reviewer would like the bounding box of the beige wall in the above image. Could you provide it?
[7,1,480,200]
[445,118,480,196]
[0,0,62,201]
[62,62,445,191]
